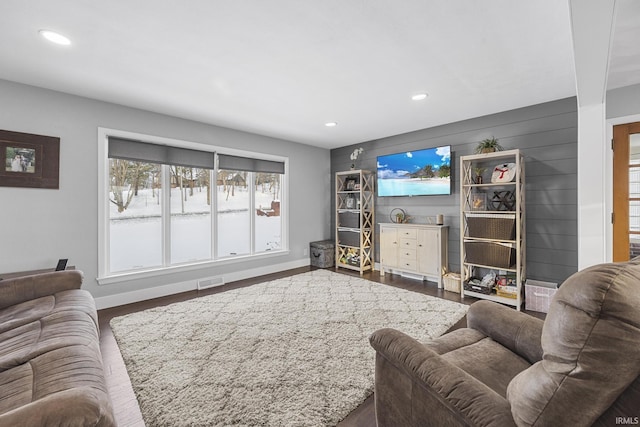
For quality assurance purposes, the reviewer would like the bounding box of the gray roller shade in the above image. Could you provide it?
[218,154,285,174]
[108,137,215,169]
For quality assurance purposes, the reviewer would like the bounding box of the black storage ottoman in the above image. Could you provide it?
[310,240,335,268]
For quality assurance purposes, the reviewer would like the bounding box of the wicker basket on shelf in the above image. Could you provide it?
[466,214,516,240]
[442,273,461,293]
[464,241,515,269]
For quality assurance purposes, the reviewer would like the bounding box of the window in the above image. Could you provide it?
[99,131,287,280]
[109,159,163,271]
[217,169,250,257]
[255,173,282,252]
[216,154,285,258]
[170,166,212,264]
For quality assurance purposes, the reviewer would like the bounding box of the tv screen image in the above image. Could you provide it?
[377,146,451,197]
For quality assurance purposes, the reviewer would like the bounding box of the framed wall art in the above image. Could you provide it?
[0,129,60,189]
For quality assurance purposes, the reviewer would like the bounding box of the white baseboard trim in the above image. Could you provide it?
[376,262,441,284]
[94,258,310,310]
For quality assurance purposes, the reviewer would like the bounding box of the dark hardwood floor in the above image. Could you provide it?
[98,266,542,426]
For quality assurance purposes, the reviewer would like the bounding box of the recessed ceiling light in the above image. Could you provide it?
[39,30,71,46]
[411,93,429,101]
[325,122,338,127]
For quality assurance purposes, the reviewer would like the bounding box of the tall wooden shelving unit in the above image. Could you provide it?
[460,149,526,310]
[335,170,375,273]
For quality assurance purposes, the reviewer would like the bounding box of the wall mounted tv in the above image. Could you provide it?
[377,145,451,197]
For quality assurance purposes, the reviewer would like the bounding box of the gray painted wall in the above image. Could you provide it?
[331,97,578,285]
[0,79,331,299]
[607,83,640,119]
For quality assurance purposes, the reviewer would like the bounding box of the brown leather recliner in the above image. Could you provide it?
[370,259,640,426]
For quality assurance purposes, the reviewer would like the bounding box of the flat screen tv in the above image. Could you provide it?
[377,145,451,197]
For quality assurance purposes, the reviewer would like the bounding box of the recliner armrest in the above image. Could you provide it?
[0,270,84,310]
[467,300,543,364]
[370,327,516,427]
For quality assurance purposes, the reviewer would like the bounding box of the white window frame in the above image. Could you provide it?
[97,128,289,285]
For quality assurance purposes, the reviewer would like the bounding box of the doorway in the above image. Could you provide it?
[613,122,640,261]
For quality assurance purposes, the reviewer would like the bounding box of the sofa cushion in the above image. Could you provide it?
[507,259,640,426]
[0,343,115,426]
[0,289,98,335]
[0,270,84,311]
[0,309,98,372]
[431,329,530,397]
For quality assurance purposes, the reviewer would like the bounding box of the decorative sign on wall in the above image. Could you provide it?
[0,129,60,189]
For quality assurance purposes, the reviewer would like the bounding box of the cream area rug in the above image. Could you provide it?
[110,269,468,426]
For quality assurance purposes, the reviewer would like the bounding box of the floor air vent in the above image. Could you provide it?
[198,276,225,290]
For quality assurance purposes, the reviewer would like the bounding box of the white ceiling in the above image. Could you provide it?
[608,0,640,90]
[0,1,638,149]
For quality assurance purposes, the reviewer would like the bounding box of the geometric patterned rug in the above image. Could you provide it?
[110,269,468,426]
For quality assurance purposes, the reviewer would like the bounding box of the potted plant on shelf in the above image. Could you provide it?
[474,167,486,184]
[475,137,503,154]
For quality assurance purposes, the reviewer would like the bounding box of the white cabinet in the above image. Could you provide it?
[379,223,448,287]
[379,226,399,268]
[418,228,441,275]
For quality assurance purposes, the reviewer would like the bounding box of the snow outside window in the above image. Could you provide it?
[109,160,163,272]
[255,173,282,252]
[101,132,287,279]
[170,166,213,264]
[216,170,283,257]
[217,169,251,257]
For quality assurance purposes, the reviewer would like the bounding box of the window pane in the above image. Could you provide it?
[171,167,212,264]
[630,164,640,198]
[109,160,162,272]
[630,200,640,233]
[217,169,250,256]
[255,173,282,252]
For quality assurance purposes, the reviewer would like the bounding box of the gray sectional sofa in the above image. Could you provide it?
[0,270,115,426]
